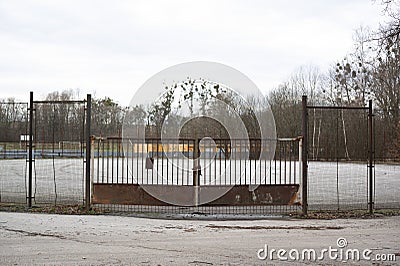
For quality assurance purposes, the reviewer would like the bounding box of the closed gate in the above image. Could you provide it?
[0,93,90,206]
[92,137,302,214]
[303,96,375,213]
[28,92,89,206]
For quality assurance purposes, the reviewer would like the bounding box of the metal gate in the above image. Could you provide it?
[91,137,302,214]
[27,92,90,206]
[302,96,374,213]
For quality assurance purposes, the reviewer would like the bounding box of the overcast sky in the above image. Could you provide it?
[0,0,384,106]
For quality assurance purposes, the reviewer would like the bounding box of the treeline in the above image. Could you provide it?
[269,0,400,160]
[269,60,398,160]
[0,1,398,160]
[0,91,127,143]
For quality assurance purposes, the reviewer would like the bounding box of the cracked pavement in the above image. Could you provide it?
[0,212,399,265]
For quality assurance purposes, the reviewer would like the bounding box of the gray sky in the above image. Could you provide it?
[0,0,383,106]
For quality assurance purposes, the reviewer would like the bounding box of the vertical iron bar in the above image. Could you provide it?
[224,139,227,184]
[259,140,262,184]
[116,138,119,183]
[294,140,296,184]
[161,139,163,185]
[172,141,175,185]
[215,140,218,184]
[107,140,109,182]
[131,140,134,184]
[193,138,199,186]
[234,140,237,185]
[368,99,374,214]
[121,139,124,183]
[249,141,252,185]
[301,95,308,215]
[111,139,114,183]
[219,139,221,185]
[157,139,162,185]
[101,141,104,183]
[269,144,272,184]
[284,142,287,184]
[177,140,180,185]
[229,140,232,185]
[336,108,339,210]
[126,140,129,184]
[142,140,148,184]
[166,141,169,185]
[289,142,292,184]
[209,139,212,184]
[97,139,100,183]
[137,140,139,184]
[182,140,184,185]
[274,145,277,184]
[280,142,283,184]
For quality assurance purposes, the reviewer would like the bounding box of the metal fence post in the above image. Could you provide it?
[193,138,200,207]
[368,99,374,214]
[301,95,308,215]
[298,137,303,202]
[90,136,95,205]
[28,91,33,208]
[85,94,91,210]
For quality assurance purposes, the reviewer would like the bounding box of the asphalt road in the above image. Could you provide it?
[0,212,399,265]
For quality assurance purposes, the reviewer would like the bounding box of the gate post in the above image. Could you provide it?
[28,91,33,208]
[193,138,200,207]
[301,96,308,215]
[85,94,92,210]
[368,99,374,214]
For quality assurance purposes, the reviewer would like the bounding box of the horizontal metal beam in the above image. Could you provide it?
[94,136,299,142]
[307,105,368,110]
[33,100,86,104]
[92,184,300,206]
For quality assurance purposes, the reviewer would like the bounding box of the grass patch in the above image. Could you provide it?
[0,203,104,215]
[289,209,400,219]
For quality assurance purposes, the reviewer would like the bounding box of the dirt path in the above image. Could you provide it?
[0,212,399,265]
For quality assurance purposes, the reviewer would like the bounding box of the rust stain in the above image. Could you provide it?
[93,184,300,206]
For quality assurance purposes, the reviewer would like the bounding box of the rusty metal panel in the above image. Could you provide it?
[93,184,299,206]
[93,184,193,206]
[203,185,299,206]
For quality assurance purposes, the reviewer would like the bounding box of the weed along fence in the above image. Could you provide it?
[1,91,399,215]
[91,137,302,214]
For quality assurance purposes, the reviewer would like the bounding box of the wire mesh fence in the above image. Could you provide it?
[306,104,400,211]
[30,100,87,205]
[0,102,29,204]
[1,93,398,216]
[0,98,88,205]
[93,204,301,215]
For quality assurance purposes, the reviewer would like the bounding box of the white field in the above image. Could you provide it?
[0,158,399,209]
